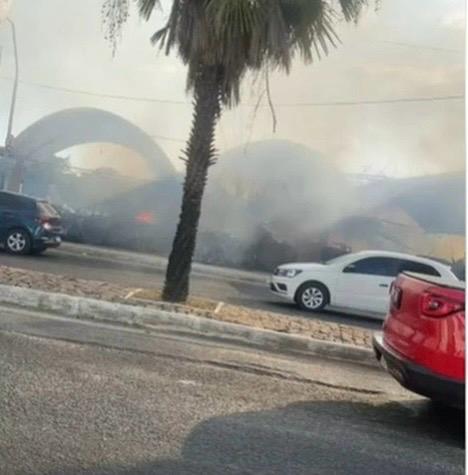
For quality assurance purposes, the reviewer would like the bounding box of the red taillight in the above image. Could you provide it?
[35,216,56,231]
[420,289,465,318]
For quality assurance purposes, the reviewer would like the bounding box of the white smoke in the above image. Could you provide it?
[202,140,358,245]
[0,0,13,23]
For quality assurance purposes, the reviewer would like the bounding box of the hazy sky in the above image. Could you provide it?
[0,0,465,177]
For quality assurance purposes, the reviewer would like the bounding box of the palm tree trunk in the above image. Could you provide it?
[162,65,221,302]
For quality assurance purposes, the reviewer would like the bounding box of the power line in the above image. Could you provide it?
[376,40,463,54]
[149,134,186,143]
[6,77,187,105]
[273,95,464,107]
[0,76,464,107]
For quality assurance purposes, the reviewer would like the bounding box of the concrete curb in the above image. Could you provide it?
[0,284,376,366]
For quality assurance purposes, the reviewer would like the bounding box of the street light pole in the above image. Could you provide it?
[3,16,23,192]
[5,17,18,146]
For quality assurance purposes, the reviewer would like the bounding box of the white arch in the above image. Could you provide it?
[11,107,176,178]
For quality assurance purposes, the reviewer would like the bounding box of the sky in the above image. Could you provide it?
[0,0,465,178]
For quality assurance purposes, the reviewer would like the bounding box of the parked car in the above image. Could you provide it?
[270,250,459,315]
[0,191,63,255]
[373,272,465,408]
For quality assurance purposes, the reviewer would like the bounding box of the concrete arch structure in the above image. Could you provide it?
[11,107,176,178]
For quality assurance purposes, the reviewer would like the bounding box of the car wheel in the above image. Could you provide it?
[296,282,329,312]
[5,229,31,255]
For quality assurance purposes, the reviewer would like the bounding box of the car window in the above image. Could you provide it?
[38,202,60,217]
[0,193,35,211]
[343,257,400,277]
[397,259,441,277]
[0,193,16,207]
[0,193,9,207]
[0,193,19,209]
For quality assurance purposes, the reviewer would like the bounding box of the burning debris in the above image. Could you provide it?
[135,211,157,225]
[19,140,464,273]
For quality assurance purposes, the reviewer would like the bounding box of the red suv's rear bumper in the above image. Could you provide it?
[373,333,465,408]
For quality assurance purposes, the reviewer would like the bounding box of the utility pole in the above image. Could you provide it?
[3,17,23,192]
[5,17,17,145]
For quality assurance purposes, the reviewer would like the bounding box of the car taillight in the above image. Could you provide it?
[36,216,53,230]
[420,290,465,318]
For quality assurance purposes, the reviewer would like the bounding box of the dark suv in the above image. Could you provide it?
[0,191,63,255]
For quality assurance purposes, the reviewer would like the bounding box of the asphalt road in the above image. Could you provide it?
[0,306,464,475]
[0,245,382,330]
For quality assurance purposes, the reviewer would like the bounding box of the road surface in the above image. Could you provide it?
[0,244,382,330]
[0,306,464,474]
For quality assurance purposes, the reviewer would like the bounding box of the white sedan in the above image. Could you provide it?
[270,250,459,316]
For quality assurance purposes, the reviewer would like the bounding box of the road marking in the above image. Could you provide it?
[177,380,200,386]
[124,289,143,300]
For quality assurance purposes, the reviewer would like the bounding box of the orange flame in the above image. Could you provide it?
[135,211,156,225]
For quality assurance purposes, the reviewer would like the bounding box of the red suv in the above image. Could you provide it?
[373,272,465,408]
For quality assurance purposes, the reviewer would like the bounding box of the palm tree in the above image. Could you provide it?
[103,0,370,303]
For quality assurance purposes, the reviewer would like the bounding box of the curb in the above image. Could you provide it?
[0,284,376,366]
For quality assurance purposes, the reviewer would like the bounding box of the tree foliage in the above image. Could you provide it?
[103,0,369,106]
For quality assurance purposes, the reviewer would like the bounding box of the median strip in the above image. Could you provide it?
[0,265,374,364]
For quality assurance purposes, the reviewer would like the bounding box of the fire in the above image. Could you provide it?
[135,211,156,225]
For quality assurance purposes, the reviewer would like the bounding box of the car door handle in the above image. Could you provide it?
[379,283,389,288]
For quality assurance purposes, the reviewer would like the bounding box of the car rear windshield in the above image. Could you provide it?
[38,201,60,218]
[397,259,440,277]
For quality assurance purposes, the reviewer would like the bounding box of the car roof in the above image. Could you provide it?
[0,190,36,202]
[347,250,451,269]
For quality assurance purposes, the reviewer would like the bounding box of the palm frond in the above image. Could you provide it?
[150,0,181,55]
[339,0,369,22]
[279,0,337,64]
[103,0,373,106]
[208,0,262,38]
[138,0,161,20]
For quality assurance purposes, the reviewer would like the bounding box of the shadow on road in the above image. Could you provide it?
[46,399,464,475]
[243,297,383,330]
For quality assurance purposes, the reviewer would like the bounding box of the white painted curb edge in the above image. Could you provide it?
[0,284,376,366]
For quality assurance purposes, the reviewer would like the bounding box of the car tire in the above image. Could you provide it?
[5,228,32,255]
[295,282,329,312]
